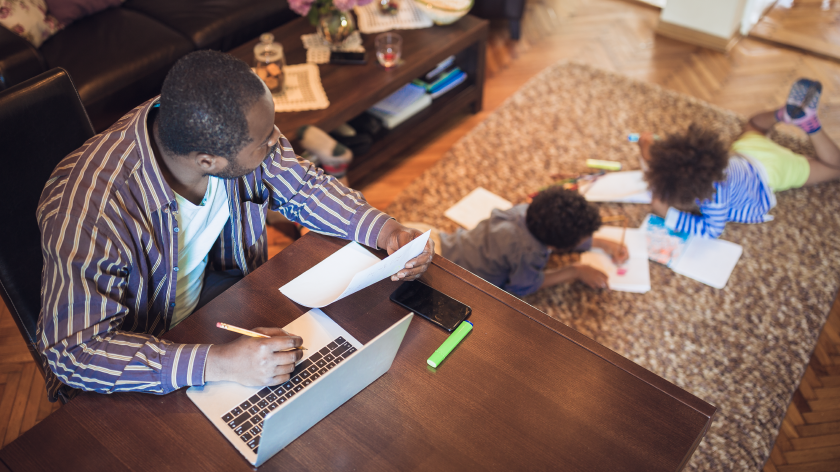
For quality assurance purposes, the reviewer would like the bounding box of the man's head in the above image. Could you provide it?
[526,187,602,252]
[644,124,729,210]
[157,50,279,179]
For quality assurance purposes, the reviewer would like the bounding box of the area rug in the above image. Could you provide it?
[386,62,840,471]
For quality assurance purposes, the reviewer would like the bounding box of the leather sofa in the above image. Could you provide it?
[0,0,296,132]
[470,0,526,40]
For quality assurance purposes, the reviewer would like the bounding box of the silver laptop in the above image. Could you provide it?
[187,309,413,467]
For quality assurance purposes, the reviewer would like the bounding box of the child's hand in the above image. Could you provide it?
[650,196,670,218]
[637,132,654,171]
[572,263,608,290]
[592,238,629,264]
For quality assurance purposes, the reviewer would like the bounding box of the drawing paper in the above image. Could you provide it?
[581,171,652,204]
[670,237,743,289]
[279,231,431,307]
[444,187,513,230]
[579,226,650,293]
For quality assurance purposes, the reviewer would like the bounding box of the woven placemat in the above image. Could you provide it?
[354,0,432,34]
[272,63,329,112]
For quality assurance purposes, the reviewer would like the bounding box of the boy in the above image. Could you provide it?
[421,187,628,297]
[639,78,840,238]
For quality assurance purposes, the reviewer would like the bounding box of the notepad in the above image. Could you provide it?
[279,231,430,307]
[643,214,742,289]
[444,187,513,230]
[579,226,650,293]
[580,170,652,204]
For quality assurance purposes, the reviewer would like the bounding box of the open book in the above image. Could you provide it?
[579,226,651,293]
[643,215,742,289]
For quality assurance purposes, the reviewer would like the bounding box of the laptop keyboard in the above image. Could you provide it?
[220,336,357,454]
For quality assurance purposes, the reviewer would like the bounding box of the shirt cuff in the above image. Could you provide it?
[352,206,391,249]
[664,207,681,231]
[161,343,211,392]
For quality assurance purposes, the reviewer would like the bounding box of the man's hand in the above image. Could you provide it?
[572,263,609,290]
[376,219,434,281]
[593,238,629,264]
[650,196,670,218]
[205,328,303,386]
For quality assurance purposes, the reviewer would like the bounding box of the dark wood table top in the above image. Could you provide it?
[0,234,715,471]
[228,16,488,141]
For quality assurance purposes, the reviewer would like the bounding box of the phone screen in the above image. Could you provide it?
[390,281,471,332]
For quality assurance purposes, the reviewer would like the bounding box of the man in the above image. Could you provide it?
[37,51,433,402]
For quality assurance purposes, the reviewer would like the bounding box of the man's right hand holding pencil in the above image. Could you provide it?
[205,327,304,387]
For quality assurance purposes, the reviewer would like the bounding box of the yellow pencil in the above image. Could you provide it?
[216,322,307,350]
[601,215,628,258]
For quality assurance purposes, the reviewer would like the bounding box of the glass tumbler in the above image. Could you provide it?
[375,32,402,68]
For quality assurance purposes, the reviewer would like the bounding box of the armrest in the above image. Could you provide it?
[0,26,46,91]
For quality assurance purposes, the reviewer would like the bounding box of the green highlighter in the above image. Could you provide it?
[427,320,473,368]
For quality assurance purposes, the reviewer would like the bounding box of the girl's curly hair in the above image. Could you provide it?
[645,124,729,208]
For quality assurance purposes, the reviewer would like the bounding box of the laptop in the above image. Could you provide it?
[187,309,413,467]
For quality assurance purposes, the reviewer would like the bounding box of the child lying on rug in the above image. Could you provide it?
[638,78,840,238]
[409,187,628,296]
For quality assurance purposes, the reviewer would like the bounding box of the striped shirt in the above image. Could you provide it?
[37,97,389,401]
[664,155,776,238]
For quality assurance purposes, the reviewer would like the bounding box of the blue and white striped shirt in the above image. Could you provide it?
[664,155,776,238]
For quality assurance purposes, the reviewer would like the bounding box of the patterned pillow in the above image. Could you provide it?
[0,0,63,47]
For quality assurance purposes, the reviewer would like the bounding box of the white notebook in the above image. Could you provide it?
[670,237,743,289]
[444,187,513,230]
[579,226,651,293]
[580,171,652,204]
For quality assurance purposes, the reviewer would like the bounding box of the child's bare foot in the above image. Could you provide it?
[776,78,822,134]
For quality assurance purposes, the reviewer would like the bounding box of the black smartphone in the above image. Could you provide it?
[330,51,367,65]
[390,281,471,332]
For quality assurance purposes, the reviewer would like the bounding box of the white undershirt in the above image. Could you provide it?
[170,177,230,328]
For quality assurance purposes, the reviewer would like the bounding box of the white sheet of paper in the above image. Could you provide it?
[579,227,650,293]
[671,237,742,289]
[582,171,652,204]
[444,187,513,230]
[279,231,431,307]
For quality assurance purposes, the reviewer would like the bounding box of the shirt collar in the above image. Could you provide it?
[135,96,177,214]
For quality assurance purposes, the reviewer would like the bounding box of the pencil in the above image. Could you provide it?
[216,322,307,350]
[600,215,627,260]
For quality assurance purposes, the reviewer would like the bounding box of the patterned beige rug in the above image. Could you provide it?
[386,62,840,471]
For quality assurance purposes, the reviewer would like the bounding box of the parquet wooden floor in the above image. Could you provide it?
[2,1,840,470]
[751,0,840,63]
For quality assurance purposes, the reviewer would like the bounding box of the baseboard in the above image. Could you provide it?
[655,19,741,53]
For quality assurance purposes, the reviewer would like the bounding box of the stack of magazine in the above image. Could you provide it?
[411,55,467,99]
[366,56,467,130]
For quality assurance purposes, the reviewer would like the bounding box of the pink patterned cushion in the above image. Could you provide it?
[0,0,63,47]
[43,0,122,26]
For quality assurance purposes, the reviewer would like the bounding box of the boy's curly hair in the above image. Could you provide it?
[526,187,601,250]
[645,124,729,208]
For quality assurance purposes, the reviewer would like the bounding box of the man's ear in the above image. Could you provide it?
[195,152,226,173]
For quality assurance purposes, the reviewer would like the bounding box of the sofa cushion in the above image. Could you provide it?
[0,0,63,47]
[39,7,193,129]
[124,0,294,51]
[44,0,123,26]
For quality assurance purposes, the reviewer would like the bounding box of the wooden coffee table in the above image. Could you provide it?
[228,16,488,187]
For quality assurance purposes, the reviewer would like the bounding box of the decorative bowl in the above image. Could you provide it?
[414,0,473,25]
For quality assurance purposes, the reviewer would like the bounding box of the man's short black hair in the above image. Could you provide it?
[525,187,602,250]
[157,50,267,158]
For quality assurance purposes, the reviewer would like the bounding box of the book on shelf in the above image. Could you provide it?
[367,93,432,130]
[412,66,462,92]
[369,83,428,116]
[430,70,466,98]
[424,55,455,81]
